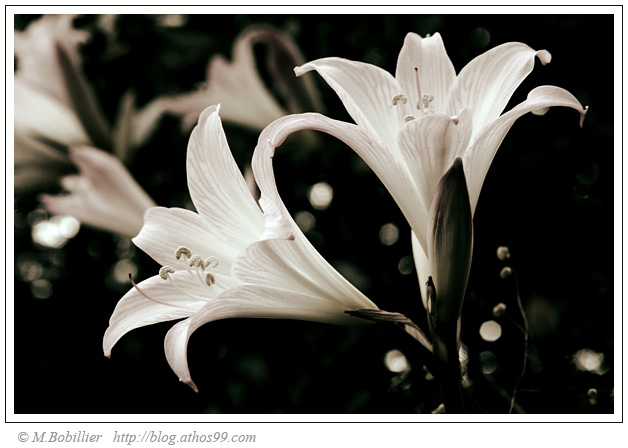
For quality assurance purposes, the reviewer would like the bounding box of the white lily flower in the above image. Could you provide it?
[104,106,381,392]
[39,146,156,238]
[14,14,168,191]
[257,32,587,309]
[165,24,324,132]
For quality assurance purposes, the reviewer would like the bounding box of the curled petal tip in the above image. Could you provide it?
[537,49,552,65]
[580,105,589,128]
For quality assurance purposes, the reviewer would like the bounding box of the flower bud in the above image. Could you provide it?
[427,158,473,327]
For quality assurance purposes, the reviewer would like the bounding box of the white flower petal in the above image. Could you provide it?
[398,110,473,250]
[462,85,588,214]
[186,106,265,246]
[104,271,240,359]
[411,231,430,310]
[395,32,456,114]
[132,207,241,274]
[295,58,407,151]
[232,237,377,311]
[254,112,427,252]
[165,285,371,391]
[40,146,156,237]
[446,42,552,139]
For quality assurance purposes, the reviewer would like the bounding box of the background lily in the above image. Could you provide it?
[14,14,169,192]
[261,32,587,309]
[39,146,157,238]
[165,24,325,133]
[104,105,381,392]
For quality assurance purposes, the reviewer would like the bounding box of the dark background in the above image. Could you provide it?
[13,13,615,415]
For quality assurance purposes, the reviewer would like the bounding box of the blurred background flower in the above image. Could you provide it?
[12,12,614,414]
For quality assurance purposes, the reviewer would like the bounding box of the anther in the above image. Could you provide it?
[205,273,216,287]
[159,266,176,280]
[422,93,434,110]
[175,246,192,260]
[188,254,205,268]
[204,256,219,269]
[392,94,408,106]
[404,115,416,122]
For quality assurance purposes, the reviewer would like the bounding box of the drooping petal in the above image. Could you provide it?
[253,112,428,253]
[295,58,408,151]
[462,85,588,214]
[397,109,473,247]
[132,207,242,275]
[164,285,371,391]
[445,42,552,140]
[427,158,473,327]
[104,271,241,358]
[186,106,264,248]
[40,146,156,237]
[395,32,456,114]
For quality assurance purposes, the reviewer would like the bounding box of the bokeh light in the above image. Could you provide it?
[31,215,80,248]
[479,320,502,342]
[397,255,415,275]
[378,223,400,246]
[294,210,317,233]
[307,181,334,210]
[573,348,608,375]
[384,349,410,373]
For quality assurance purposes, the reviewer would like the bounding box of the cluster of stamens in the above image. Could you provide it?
[129,246,220,308]
[392,67,436,122]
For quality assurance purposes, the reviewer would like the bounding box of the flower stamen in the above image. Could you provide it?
[129,273,190,309]
[158,266,212,301]
[392,94,408,106]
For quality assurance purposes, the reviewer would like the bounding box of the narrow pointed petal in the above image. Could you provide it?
[398,110,473,230]
[462,85,588,214]
[186,106,265,247]
[40,146,156,237]
[295,58,408,151]
[428,158,473,327]
[132,207,242,275]
[164,285,371,390]
[395,32,456,114]
[446,42,552,139]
